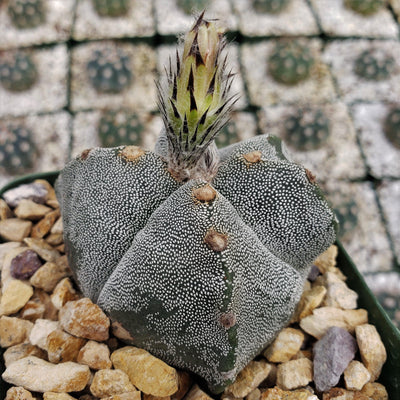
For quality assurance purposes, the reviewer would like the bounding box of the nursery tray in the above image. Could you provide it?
[1,171,400,400]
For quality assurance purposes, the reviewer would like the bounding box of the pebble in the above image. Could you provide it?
[246,388,261,400]
[360,382,388,400]
[101,392,141,400]
[0,242,21,269]
[263,328,304,363]
[77,340,112,370]
[10,249,42,280]
[31,209,60,239]
[46,233,64,246]
[355,324,387,381]
[2,355,91,393]
[313,246,338,274]
[111,346,180,396]
[261,387,312,400]
[47,329,86,363]
[51,217,63,234]
[14,200,52,221]
[0,199,13,220]
[344,360,371,391]
[30,260,70,292]
[184,385,213,400]
[3,342,47,368]
[0,219,33,242]
[59,298,110,341]
[292,285,327,323]
[321,387,369,400]
[23,238,60,262]
[29,318,60,350]
[313,326,358,392]
[172,371,193,400]
[2,183,48,208]
[0,316,33,347]
[20,296,46,322]
[225,359,272,397]
[43,393,78,400]
[33,289,59,321]
[0,279,34,316]
[5,386,35,400]
[299,307,368,339]
[50,278,79,310]
[90,369,136,398]
[276,358,313,391]
[1,247,29,289]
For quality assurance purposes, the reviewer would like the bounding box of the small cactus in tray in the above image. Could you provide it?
[98,109,144,147]
[268,40,315,85]
[176,0,209,14]
[383,106,400,149]
[344,0,385,15]
[56,13,337,393]
[283,107,330,151]
[92,0,131,17]
[0,122,37,175]
[7,0,46,29]
[252,0,291,14]
[354,49,395,81]
[87,46,132,94]
[0,51,38,92]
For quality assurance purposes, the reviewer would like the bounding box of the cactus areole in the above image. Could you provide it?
[56,13,337,393]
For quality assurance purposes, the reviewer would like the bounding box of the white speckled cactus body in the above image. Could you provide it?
[56,14,337,393]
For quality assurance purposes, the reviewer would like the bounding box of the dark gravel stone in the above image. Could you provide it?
[313,326,358,392]
[308,264,321,282]
[3,182,48,208]
[10,249,43,280]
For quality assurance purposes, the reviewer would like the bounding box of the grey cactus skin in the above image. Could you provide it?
[56,134,337,392]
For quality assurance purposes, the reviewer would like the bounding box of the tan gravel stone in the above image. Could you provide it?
[111,346,179,396]
[3,342,47,367]
[322,387,369,400]
[276,358,313,390]
[43,393,78,400]
[0,279,34,316]
[31,209,61,239]
[34,289,59,321]
[0,199,13,220]
[14,200,52,221]
[30,260,70,292]
[46,233,64,246]
[51,278,79,310]
[20,297,46,322]
[0,242,21,269]
[360,382,388,400]
[47,329,87,363]
[184,385,213,400]
[2,355,91,393]
[263,328,304,363]
[0,219,32,242]
[77,340,112,370]
[355,324,387,381]
[23,238,60,262]
[299,307,368,339]
[34,180,57,203]
[292,285,327,322]
[261,387,311,400]
[319,272,358,309]
[225,359,272,397]
[0,316,34,347]
[50,217,63,234]
[344,360,371,391]
[1,247,29,289]
[246,388,261,400]
[5,386,35,400]
[90,369,136,398]
[313,245,338,273]
[101,392,141,400]
[29,318,59,350]
[59,298,110,341]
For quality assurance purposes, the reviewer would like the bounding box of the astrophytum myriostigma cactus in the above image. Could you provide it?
[56,13,337,393]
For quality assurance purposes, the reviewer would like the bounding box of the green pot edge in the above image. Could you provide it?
[0,171,399,399]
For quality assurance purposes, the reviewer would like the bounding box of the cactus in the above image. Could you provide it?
[268,40,315,85]
[56,14,337,393]
[252,0,291,14]
[92,0,131,17]
[176,0,209,14]
[7,0,46,29]
[283,108,330,151]
[0,51,38,92]
[354,49,395,81]
[0,123,37,175]
[87,47,132,94]
[383,106,400,149]
[344,0,385,15]
[98,110,144,147]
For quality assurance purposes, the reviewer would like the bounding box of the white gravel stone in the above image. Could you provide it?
[0,45,68,118]
[154,0,237,36]
[73,0,155,40]
[310,0,398,38]
[29,318,59,350]
[0,0,75,50]
[70,41,157,112]
[258,102,365,183]
[323,40,400,104]
[232,0,319,37]
[241,40,336,107]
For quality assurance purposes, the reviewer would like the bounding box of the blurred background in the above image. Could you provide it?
[0,0,399,327]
